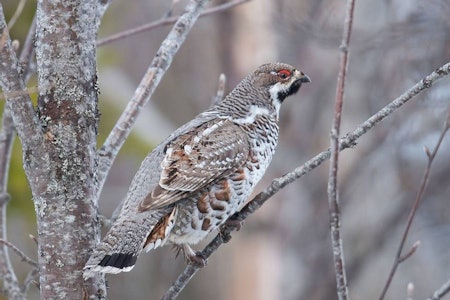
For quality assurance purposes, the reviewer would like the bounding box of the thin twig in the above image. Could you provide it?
[0,112,24,300]
[379,110,450,300]
[0,15,37,100]
[21,268,39,293]
[0,0,27,52]
[427,278,450,300]
[327,0,356,299]
[18,14,36,81]
[28,234,38,245]
[397,240,420,263]
[0,239,38,268]
[6,0,27,31]
[161,63,450,300]
[0,86,38,101]
[96,0,213,203]
[0,6,27,299]
[0,112,19,300]
[97,0,249,46]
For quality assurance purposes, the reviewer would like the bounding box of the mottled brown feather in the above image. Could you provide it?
[144,208,176,248]
[139,119,249,211]
[201,218,211,231]
[196,193,209,214]
[214,180,231,202]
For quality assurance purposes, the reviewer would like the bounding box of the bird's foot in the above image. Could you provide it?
[176,244,207,267]
[219,219,244,243]
[187,252,207,268]
[223,218,243,231]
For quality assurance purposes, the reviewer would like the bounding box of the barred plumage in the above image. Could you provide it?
[84,62,310,277]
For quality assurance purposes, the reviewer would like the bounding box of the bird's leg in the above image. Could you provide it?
[219,218,244,243]
[223,218,243,231]
[175,244,207,267]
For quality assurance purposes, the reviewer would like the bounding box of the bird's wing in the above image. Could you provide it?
[138,118,249,211]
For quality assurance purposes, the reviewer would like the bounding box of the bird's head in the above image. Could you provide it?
[252,62,311,106]
[211,63,310,120]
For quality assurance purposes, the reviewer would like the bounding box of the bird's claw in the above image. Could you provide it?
[187,251,207,268]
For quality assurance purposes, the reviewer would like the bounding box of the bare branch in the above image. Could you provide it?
[6,0,27,31]
[21,268,39,293]
[96,0,213,202]
[97,0,250,47]
[162,264,200,300]
[0,112,25,300]
[0,86,38,101]
[162,62,450,299]
[427,279,450,300]
[327,0,356,298]
[0,5,37,299]
[0,239,38,268]
[379,109,450,300]
[339,63,450,148]
[398,240,420,263]
[18,14,36,81]
[0,3,42,149]
[28,234,38,245]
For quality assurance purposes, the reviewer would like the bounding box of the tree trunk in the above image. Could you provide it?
[29,0,105,298]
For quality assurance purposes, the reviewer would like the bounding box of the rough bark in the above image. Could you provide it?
[31,0,105,298]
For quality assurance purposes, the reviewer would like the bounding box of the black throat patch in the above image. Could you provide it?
[278,79,302,103]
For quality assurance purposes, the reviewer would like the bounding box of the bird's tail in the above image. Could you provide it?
[83,209,169,279]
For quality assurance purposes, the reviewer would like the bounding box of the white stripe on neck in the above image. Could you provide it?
[233,105,272,124]
[269,82,284,113]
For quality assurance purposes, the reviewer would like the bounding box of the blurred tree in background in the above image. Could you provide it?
[1,0,450,299]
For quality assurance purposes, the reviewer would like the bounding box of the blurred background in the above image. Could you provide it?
[2,0,450,299]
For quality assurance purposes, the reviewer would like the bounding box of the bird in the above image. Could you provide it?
[84,62,310,277]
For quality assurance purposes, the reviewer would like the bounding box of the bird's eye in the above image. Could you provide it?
[277,69,291,79]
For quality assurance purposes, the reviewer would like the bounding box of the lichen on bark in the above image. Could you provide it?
[31,0,105,298]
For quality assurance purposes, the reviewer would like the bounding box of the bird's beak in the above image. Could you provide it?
[293,69,311,84]
[299,72,311,83]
